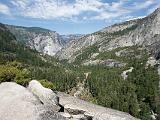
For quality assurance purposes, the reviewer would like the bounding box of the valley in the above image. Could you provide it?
[0,7,160,120]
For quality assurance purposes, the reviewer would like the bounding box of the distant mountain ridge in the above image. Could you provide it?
[56,7,160,62]
[4,24,83,56]
[60,34,84,44]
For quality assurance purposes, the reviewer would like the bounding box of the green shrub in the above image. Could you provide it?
[39,79,56,90]
[15,79,30,86]
[0,62,29,85]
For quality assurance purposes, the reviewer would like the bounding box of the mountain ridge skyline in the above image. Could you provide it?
[0,0,160,34]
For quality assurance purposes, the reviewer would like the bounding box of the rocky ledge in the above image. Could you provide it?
[0,80,138,120]
[83,59,126,68]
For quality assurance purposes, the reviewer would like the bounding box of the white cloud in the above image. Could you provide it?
[9,0,160,21]
[10,0,106,19]
[93,0,160,21]
[0,3,10,15]
[93,12,122,20]
[11,0,29,9]
[90,0,129,20]
[126,16,146,21]
[147,3,160,14]
[132,0,157,10]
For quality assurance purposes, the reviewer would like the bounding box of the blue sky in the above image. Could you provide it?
[0,0,160,34]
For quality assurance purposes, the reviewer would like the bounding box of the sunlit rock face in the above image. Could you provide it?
[5,25,83,56]
[56,7,160,62]
[57,92,139,120]
[0,82,66,120]
[0,81,138,120]
[5,25,63,56]
[28,31,62,56]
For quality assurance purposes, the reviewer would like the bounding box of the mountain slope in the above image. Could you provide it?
[0,22,80,94]
[0,23,140,120]
[5,25,63,56]
[56,7,160,62]
[54,8,160,120]
[5,25,84,56]
[60,34,84,44]
[0,23,51,65]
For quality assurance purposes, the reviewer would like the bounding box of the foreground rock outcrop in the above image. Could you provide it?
[28,80,61,112]
[57,92,138,120]
[0,80,138,120]
[0,82,66,120]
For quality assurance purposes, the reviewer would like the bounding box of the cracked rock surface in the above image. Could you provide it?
[0,81,138,120]
[57,92,139,120]
[0,82,66,120]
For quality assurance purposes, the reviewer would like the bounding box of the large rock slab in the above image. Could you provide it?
[57,92,139,120]
[28,80,60,112]
[83,59,126,68]
[83,59,101,66]
[101,59,126,68]
[146,57,157,67]
[0,81,139,120]
[0,82,66,120]
[121,67,134,80]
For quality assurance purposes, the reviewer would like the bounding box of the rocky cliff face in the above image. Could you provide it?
[5,25,82,56]
[0,81,66,120]
[60,34,83,44]
[56,34,100,61]
[56,7,160,62]
[0,80,138,120]
[5,25,63,56]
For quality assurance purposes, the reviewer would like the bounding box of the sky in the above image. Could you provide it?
[0,0,160,35]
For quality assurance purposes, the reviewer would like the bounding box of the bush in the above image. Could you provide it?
[39,79,56,90]
[0,61,29,85]
[15,79,30,86]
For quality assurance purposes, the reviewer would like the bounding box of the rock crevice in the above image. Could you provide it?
[0,80,139,120]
